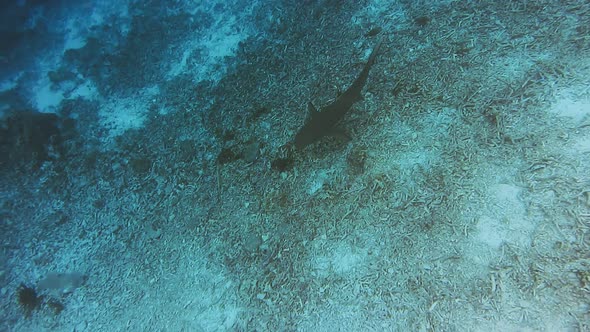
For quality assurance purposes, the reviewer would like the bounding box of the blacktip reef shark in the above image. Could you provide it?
[294,36,383,149]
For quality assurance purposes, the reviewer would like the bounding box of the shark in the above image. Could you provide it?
[294,37,383,149]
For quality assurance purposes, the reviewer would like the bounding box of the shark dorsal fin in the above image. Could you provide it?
[306,102,319,121]
[304,102,319,123]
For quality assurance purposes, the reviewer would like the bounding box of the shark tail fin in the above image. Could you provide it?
[367,35,384,66]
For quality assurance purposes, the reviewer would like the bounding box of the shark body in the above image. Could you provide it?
[294,37,383,149]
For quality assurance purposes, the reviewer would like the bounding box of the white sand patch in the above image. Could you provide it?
[181,277,241,330]
[63,1,130,51]
[493,55,536,81]
[63,18,88,50]
[70,80,99,100]
[0,76,18,91]
[307,169,332,196]
[31,76,64,113]
[572,134,590,153]
[23,1,131,114]
[98,100,145,137]
[24,68,96,113]
[310,240,368,278]
[476,216,505,249]
[0,76,20,114]
[549,94,590,123]
[167,26,247,81]
[352,0,406,28]
[298,305,376,332]
[397,148,434,171]
[167,2,255,82]
[331,244,367,275]
[98,87,159,139]
[475,183,535,250]
[549,87,590,159]
[399,108,455,170]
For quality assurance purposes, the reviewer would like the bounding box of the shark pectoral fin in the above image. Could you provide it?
[329,128,351,142]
